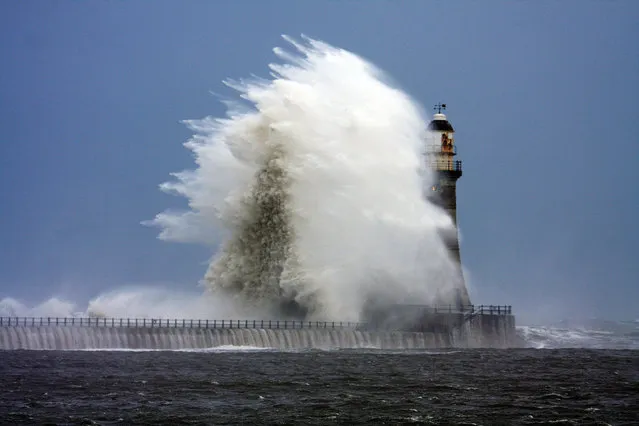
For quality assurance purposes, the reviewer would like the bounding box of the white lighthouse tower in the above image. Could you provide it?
[426,103,470,307]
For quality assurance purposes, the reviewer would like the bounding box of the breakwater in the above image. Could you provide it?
[0,305,519,350]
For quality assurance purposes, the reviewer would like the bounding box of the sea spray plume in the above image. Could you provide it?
[0,297,78,317]
[84,288,247,319]
[147,35,463,321]
[0,288,248,320]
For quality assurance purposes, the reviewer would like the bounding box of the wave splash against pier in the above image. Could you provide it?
[146,35,462,321]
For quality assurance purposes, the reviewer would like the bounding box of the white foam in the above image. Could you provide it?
[76,345,276,353]
[517,325,639,349]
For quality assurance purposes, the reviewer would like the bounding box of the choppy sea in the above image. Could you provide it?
[1,319,637,425]
[518,318,639,350]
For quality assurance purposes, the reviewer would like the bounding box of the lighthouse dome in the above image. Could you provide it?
[427,113,454,132]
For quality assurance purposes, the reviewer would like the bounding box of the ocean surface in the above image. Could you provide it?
[1,348,637,425]
[519,319,639,350]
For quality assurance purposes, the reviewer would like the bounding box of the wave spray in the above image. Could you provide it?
[148,36,462,321]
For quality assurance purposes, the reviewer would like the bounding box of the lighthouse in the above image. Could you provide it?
[426,104,471,307]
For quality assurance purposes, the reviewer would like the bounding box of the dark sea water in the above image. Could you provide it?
[1,348,637,425]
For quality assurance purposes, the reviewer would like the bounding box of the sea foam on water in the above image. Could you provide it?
[147,35,461,321]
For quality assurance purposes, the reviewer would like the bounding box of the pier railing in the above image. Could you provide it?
[0,305,512,329]
[399,304,512,315]
[0,317,364,329]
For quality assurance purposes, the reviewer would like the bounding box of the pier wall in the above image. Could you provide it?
[0,308,519,350]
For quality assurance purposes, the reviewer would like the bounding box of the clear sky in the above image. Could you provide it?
[1,1,637,323]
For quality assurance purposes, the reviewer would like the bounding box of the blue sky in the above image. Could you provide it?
[1,1,637,322]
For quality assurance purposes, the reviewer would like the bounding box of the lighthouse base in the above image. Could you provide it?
[361,304,521,348]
